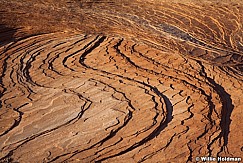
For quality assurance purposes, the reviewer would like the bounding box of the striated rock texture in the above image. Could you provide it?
[0,0,243,162]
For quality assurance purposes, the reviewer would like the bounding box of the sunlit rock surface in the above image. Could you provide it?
[0,0,242,162]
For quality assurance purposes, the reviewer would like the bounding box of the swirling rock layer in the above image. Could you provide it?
[0,0,243,162]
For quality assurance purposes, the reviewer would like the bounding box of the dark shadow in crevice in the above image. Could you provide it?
[0,24,17,46]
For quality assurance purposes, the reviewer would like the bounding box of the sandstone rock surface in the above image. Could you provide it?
[0,0,243,162]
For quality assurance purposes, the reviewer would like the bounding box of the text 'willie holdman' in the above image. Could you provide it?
[198,156,242,162]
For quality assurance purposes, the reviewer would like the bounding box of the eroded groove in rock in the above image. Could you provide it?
[0,0,243,162]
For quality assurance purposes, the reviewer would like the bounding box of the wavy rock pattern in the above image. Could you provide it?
[0,0,243,162]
